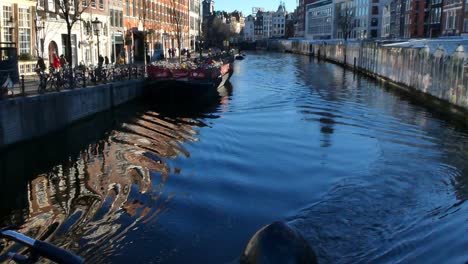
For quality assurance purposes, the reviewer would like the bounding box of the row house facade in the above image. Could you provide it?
[300,0,467,39]
[1,0,38,75]
[304,0,387,40]
[272,3,287,37]
[123,0,190,63]
[441,0,463,35]
[305,0,334,39]
[262,11,273,38]
[2,0,195,76]
[33,0,110,67]
[189,0,201,50]
[295,0,315,37]
[0,0,36,55]
[244,3,289,41]
[243,14,254,41]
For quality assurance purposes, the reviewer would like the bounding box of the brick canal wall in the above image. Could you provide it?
[0,79,145,148]
[270,39,468,111]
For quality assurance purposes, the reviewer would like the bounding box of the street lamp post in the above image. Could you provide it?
[35,16,45,57]
[163,32,169,60]
[138,21,147,77]
[92,17,102,64]
[197,39,204,60]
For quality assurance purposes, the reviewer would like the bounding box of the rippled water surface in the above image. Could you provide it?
[2,52,468,263]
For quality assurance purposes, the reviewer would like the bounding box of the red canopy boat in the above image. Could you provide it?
[146,55,234,102]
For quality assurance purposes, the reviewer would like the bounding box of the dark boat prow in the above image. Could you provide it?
[240,221,318,264]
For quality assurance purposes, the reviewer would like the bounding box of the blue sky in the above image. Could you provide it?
[215,0,298,16]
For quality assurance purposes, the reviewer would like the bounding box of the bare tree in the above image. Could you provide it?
[170,0,185,64]
[140,0,149,68]
[337,0,354,41]
[203,13,235,49]
[337,0,354,63]
[54,0,92,67]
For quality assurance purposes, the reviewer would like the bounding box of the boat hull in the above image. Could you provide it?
[145,68,233,105]
[146,62,233,104]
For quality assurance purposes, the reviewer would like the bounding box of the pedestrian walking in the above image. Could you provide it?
[52,53,61,70]
[1,74,14,96]
[59,54,67,68]
[35,57,46,73]
[98,55,104,68]
[105,56,110,66]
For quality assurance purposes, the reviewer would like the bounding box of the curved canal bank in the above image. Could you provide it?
[2,52,468,263]
[269,39,468,121]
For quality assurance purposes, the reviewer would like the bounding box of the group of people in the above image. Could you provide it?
[167,48,177,58]
[166,48,191,59]
[51,53,68,71]
[97,55,110,68]
[36,53,114,74]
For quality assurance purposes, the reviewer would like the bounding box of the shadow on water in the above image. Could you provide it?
[145,81,233,118]
[0,82,231,261]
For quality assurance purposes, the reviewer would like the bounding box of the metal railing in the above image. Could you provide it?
[0,65,146,99]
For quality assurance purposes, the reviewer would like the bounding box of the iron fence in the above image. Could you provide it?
[0,65,146,99]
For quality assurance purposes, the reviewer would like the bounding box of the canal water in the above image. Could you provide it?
[1,52,468,263]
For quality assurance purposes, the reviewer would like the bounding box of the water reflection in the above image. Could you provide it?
[0,87,229,260]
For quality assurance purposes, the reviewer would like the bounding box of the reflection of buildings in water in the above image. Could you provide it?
[218,82,234,111]
[0,111,201,258]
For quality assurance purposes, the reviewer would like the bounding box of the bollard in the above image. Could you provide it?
[83,69,87,88]
[128,66,131,80]
[134,66,138,79]
[69,71,74,89]
[93,68,97,85]
[21,75,25,96]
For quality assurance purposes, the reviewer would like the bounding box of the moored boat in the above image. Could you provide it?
[146,54,234,103]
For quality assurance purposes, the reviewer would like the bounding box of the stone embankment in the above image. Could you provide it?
[0,79,145,148]
[270,38,468,113]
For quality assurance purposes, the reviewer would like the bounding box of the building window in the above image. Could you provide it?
[99,0,104,9]
[18,8,31,55]
[2,6,13,43]
[47,0,55,12]
[372,6,379,15]
[91,0,96,8]
[111,10,115,26]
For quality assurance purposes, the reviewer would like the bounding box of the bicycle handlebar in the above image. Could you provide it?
[0,230,84,264]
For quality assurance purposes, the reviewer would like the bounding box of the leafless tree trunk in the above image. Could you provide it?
[170,0,184,64]
[55,0,92,67]
[337,1,354,63]
[337,1,354,41]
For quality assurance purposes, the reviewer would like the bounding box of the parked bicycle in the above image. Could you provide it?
[36,70,48,94]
